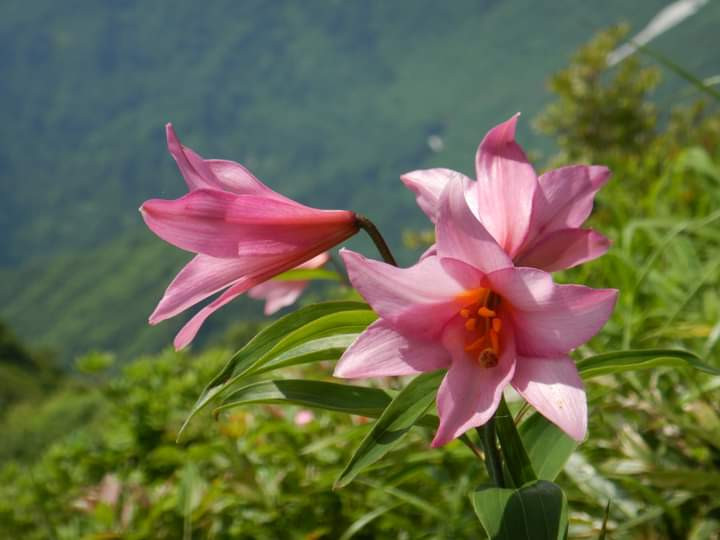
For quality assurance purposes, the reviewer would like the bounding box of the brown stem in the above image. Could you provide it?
[355,214,398,267]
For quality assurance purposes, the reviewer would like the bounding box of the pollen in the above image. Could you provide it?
[455,287,502,368]
[477,307,496,318]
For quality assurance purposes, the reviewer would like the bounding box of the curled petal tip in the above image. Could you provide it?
[485,114,520,146]
[165,123,177,143]
[588,165,612,188]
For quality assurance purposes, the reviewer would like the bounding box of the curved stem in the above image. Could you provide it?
[477,417,505,487]
[355,214,398,267]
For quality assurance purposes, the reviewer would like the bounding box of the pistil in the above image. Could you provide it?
[455,287,502,368]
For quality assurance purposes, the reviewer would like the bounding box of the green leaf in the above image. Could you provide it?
[214,379,393,417]
[471,480,568,540]
[635,43,720,102]
[253,334,359,375]
[495,397,536,487]
[577,349,720,379]
[519,413,577,482]
[177,301,372,440]
[338,504,401,540]
[271,268,341,281]
[334,370,445,489]
[242,309,376,379]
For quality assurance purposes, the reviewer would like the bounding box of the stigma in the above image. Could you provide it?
[456,288,501,368]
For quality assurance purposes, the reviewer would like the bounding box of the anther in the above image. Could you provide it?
[492,318,502,333]
[464,318,477,331]
[460,308,471,318]
[477,307,496,318]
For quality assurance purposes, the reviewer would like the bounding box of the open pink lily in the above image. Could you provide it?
[401,114,611,271]
[248,252,330,315]
[335,177,617,446]
[141,125,358,349]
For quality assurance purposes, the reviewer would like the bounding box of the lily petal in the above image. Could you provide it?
[515,228,610,272]
[401,168,471,223]
[150,254,269,324]
[247,252,330,315]
[489,267,618,356]
[166,123,216,191]
[341,249,463,339]
[474,114,537,257]
[512,355,587,441]
[173,280,255,350]
[141,189,357,258]
[247,281,306,315]
[334,320,451,378]
[529,165,610,237]
[205,159,290,198]
[432,318,516,447]
[436,174,513,273]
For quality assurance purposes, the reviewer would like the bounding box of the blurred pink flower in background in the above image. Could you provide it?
[293,409,315,426]
[336,168,617,447]
[401,114,611,272]
[141,125,358,349]
[248,252,330,315]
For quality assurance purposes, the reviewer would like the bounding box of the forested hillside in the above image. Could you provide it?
[2,0,717,363]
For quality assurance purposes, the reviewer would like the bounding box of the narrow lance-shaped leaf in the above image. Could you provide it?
[215,379,393,417]
[178,301,372,439]
[495,397,537,487]
[518,412,576,482]
[271,268,342,282]
[335,370,445,489]
[577,348,720,378]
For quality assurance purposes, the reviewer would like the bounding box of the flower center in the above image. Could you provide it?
[455,288,502,368]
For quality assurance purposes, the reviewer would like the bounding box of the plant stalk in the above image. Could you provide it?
[477,417,505,487]
[355,214,398,267]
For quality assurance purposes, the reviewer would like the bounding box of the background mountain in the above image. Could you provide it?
[2,0,718,364]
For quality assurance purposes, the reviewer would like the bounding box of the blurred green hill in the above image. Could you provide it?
[2,0,718,364]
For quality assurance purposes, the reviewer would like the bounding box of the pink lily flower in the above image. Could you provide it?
[334,177,617,446]
[140,125,358,349]
[401,114,611,271]
[248,252,330,315]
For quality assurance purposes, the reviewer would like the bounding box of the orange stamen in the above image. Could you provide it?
[456,288,503,368]
[464,336,486,352]
[490,330,500,354]
[477,307,496,318]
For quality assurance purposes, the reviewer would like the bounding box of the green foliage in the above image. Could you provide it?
[0,344,486,539]
[335,371,445,489]
[471,481,568,540]
[0,319,60,411]
[535,24,661,163]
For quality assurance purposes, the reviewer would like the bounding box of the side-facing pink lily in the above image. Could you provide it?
[141,125,358,349]
[335,177,617,446]
[401,114,610,271]
[248,252,330,315]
